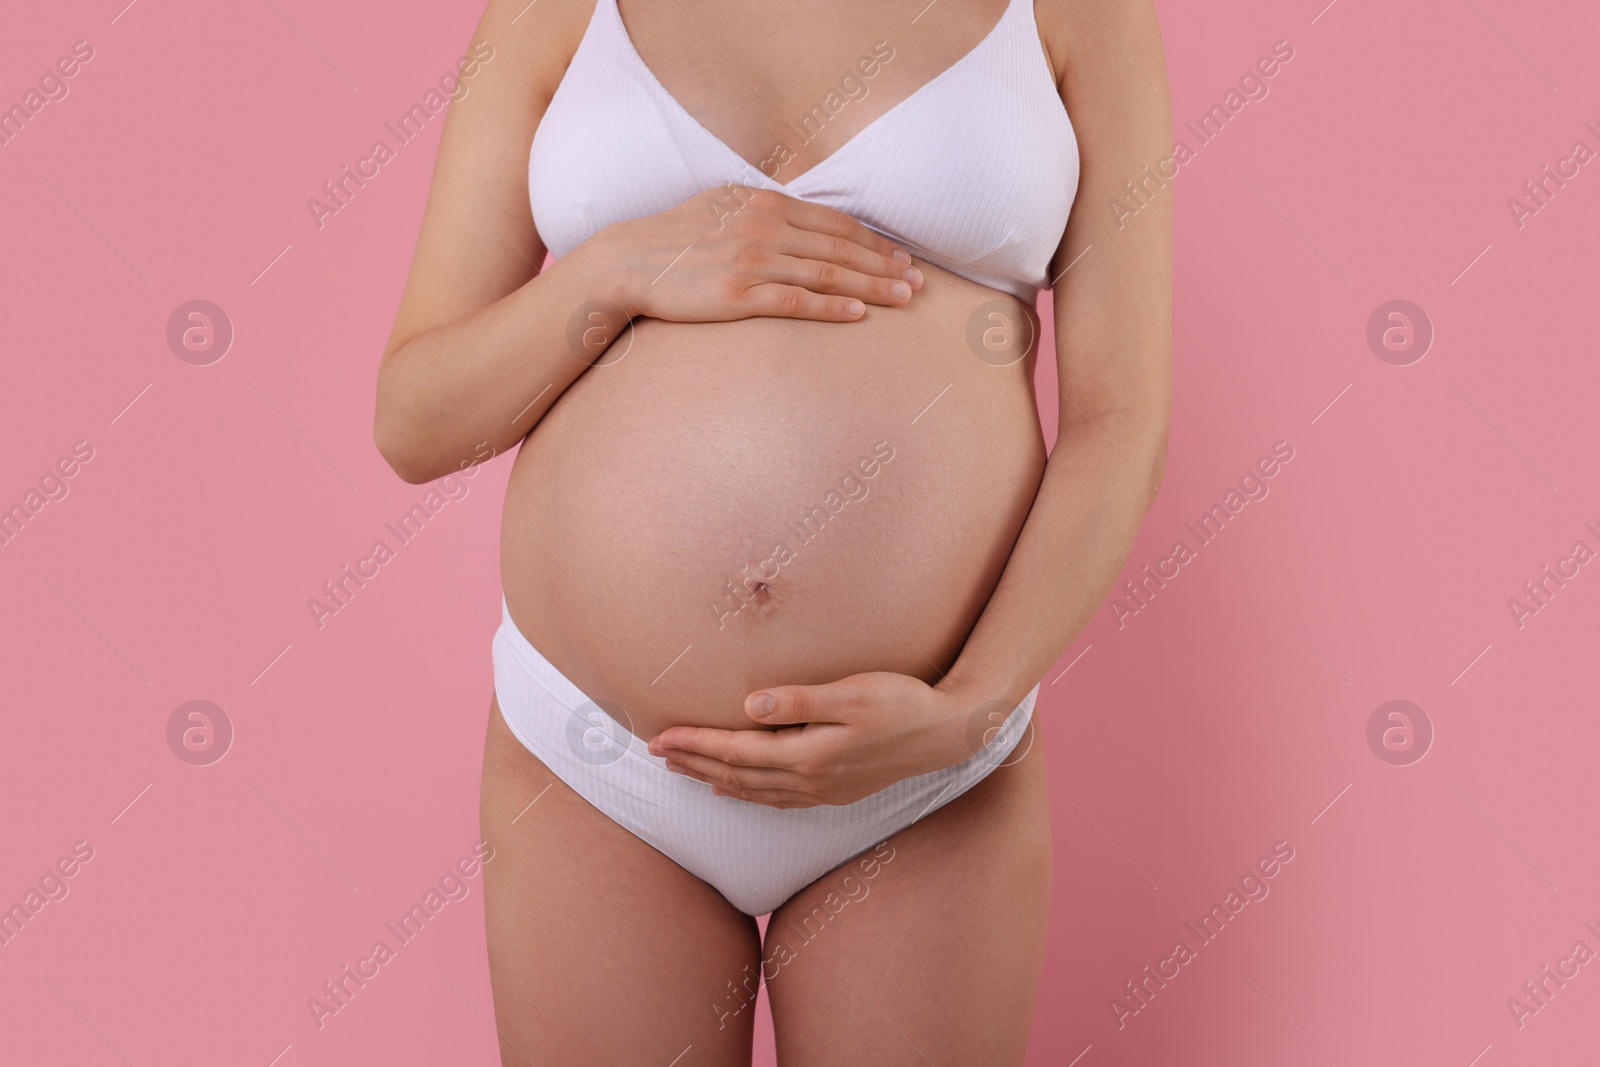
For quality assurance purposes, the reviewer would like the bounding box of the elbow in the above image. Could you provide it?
[1063,398,1169,502]
[373,340,439,484]
[375,430,433,485]
[373,351,455,484]
[1126,387,1170,502]
[1146,425,1169,498]
[373,403,436,485]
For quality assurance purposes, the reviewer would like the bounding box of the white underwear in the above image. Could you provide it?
[491,596,1039,916]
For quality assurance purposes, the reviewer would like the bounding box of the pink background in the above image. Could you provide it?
[3,0,1597,1064]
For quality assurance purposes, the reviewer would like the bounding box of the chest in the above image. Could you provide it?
[616,0,1019,176]
[527,0,1080,302]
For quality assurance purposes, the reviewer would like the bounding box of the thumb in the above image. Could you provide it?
[744,683,844,725]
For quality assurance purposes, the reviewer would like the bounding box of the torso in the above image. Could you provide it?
[610,0,1016,185]
[503,0,1076,741]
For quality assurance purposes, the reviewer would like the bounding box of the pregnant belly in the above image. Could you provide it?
[500,268,1047,741]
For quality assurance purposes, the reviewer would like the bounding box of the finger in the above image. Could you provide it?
[778,197,912,267]
[738,283,867,322]
[773,228,921,288]
[712,787,821,809]
[651,724,803,769]
[664,750,802,792]
[744,684,852,726]
[649,725,743,759]
[763,253,913,307]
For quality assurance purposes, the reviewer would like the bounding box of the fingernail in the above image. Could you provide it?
[892,248,911,263]
[750,693,775,718]
[666,760,684,773]
[905,266,923,287]
[891,281,911,300]
[845,299,865,316]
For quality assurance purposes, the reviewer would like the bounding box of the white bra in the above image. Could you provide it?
[528,0,1080,304]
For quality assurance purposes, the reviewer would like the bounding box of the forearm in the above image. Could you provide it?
[941,406,1167,707]
[373,239,626,484]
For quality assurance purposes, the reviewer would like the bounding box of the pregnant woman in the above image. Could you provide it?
[375,0,1170,1061]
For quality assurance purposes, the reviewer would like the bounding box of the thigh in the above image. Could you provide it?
[480,695,761,1066]
[765,717,1052,1066]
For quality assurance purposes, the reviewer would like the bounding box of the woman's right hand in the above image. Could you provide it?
[592,184,924,324]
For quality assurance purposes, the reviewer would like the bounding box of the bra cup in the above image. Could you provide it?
[787,69,1078,300]
[529,0,1080,303]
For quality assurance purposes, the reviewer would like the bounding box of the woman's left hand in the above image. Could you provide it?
[646,671,993,808]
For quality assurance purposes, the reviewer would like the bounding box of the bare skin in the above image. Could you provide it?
[764,723,1051,1064]
[389,0,1171,1061]
[480,695,762,1066]
[481,693,1050,1065]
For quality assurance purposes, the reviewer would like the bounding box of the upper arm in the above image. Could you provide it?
[1038,0,1172,430]
[382,0,594,360]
